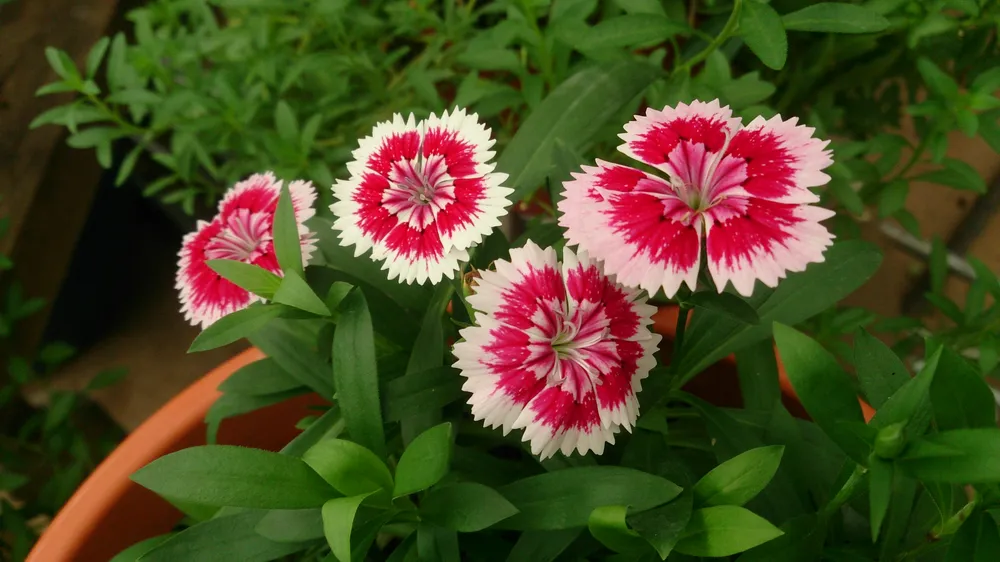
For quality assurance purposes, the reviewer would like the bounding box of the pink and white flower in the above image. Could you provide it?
[176,172,317,328]
[331,108,512,285]
[558,100,835,297]
[452,242,661,459]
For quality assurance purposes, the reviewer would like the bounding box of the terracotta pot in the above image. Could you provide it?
[29,307,872,562]
[26,348,323,562]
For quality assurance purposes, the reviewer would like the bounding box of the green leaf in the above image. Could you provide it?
[274,100,299,144]
[945,510,1000,562]
[588,505,651,555]
[930,346,996,430]
[869,347,939,434]
[499,60,660,203]
[188,303,284,353]
[85,37,110,78]
[35,81,77,96]
[853,328,910,409]
[205,390,307,444]
[740,1,787,70]
[417,524,460,562]
[917,158,987,193]
[302,438,393,497]
[562,15,688,52]
[394,422,453,498]
[878,179,909,218]
[897,429,1000,483]
[43,392,75,432]
[255,508,324,543]
[917,58,960,100]
[677,240,882,380]
[869,456,892,541]
[138,511,304,562]
[218,358,302,396]
[383,366,464,423]
[737,513,824,562]
[499,466,682,530]
[333,289,385,458]
[692,446,784,507]
[131,445,336,508]
[322,494,371,562]
[401,283,452,443]
[972,67,1000,94]
[206,259,282,299]
[628,492,693,559]
[688,291,759,325]
[271,271,330,316]
[736,340,781,411]
[85,366,128,391]
[273,181,304,276]
[929,236,948,294]
[506,529,581,562]
[420,482,519,532]
[248,318,334,397]
[674,506,783,557]
[773,323,869,464]
[45,47,79,81]
[66,126,124,149]
[106,89,162,106]
[109,534,174,562]
[106,33,128,91]
[300,114,323,153]
[115,144,142,187]
[782,3,890,33]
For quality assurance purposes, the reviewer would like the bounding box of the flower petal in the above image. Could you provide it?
[332,109,511,285]
[724,114,833,204]
[176,219,256,329]
[558,161,702,297]
[705,198,835,296]
[618,99,742,175]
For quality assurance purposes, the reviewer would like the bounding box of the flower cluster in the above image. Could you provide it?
[176,101,834,459]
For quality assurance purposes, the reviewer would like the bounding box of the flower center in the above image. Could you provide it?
[394,154,452,206]
[205,209,271,263]
[544,304,616,401]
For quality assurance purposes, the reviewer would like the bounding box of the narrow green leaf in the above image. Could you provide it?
[138,511,304,562]
[499,466,682,530]
[218,358,302,396]
[688,291,760,325]
[561,14,688,52]
[255,508,324,543]
[677,240,882,380]
[248,318,335,397]
[628,492,693,559]
[499,60,660,203]
[773,323,869,464]
[588,505,650,555]
[869,347,940,434]
[115,144,143,187]
[898,429,1000,483]
[782,3,890,33]
[930,346,996,430]
[736,340,781,411]
[271,271,330,316]
[85,37,110,78]
[505,529,581,562]
[383,366,464,423]
[333,289,385,458]
[945,510,1000,562]
[692,446,784,507]
[917,58,961,100]
[322,494,371,562]
[274,100,299,143]
[737,513,824,562]
[853,329,910,409]
[869,456,892,541]
[929,236,948,294]
[206,259,282,299]
[273,181,304,275]
[188,303,284,353]
[109,534,174,562]
[402,283,452,443]
[131,445,336,509]
[205,389,307,444]
[740,1,787,70]
[302,438,393,497]
[918,158,987,193]
[416,524,460,562]
[420,482,519,532]
[674,506,784,557]
[394,422,453,498]
[45,47,79,80]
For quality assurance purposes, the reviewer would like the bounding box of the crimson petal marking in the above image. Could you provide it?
[706,199,835,297]
[453,243,660,460]
[176,219,256,329]
[725,114,832,204]
[617,99,742,175]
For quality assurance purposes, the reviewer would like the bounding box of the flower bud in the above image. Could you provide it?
[874,421,907,459]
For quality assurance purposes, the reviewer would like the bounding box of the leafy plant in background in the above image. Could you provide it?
[0,216,127,562]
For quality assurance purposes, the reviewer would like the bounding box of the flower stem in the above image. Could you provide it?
[675,0,743,75]
[820,463,867,521]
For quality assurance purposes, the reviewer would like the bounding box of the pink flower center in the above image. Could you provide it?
[382,154,457,229]
[205,209,272,263]
[540,302,618,402]
[658,139,750,228]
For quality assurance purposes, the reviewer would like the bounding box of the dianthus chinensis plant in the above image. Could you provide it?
[114,93,1000,560]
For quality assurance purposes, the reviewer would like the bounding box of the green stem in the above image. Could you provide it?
[519,0,554,90]
[820,463,867,521]
[675,0,743,75]
[890,132,932,183]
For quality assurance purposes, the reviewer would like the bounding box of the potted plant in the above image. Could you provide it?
[28,90,1000,562]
